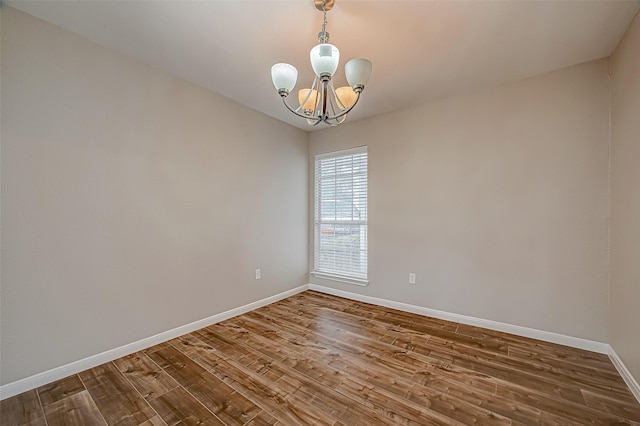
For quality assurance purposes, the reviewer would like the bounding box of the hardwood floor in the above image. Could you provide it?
[2,290,639,425]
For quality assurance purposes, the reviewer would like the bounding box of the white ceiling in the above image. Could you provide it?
[7,0,640,131]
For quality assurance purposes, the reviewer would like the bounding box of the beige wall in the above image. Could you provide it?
[0,7,308,385]
[610,12,640,383]
[310,59,611,343]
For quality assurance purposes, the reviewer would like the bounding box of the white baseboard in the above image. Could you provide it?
[0,284,308,401]
[608,346,640,403]
[308,284,610,354]
[6,283,638,405]
[312,285,640,403]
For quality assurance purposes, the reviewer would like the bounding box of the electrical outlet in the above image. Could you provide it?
[409,273,416,284]
[255,269,261,280]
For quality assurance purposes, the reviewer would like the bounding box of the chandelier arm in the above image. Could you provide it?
[331,87,346,119]
[299,75,320,114]
[323,91,362,121]
[320,79,329,121]
[281,88,362,124]
[325,112,348,126]
[281,96,322,123]
[331,84,347,111]
[334,112,349,125]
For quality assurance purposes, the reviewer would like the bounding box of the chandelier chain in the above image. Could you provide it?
[321,0,328,35]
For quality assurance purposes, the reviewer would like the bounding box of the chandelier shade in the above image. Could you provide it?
[335,86,356,109]
[345,58,373,89]
[310,44,340,77]
[299,89,320,111]
[271,63,298,95]
[270,0,371,126]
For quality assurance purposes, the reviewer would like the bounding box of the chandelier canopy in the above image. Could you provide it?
[271,0,372,126]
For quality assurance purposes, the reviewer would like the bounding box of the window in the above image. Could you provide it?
[313,146,368,285]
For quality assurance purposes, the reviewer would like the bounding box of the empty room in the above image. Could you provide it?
[1,0,639,424]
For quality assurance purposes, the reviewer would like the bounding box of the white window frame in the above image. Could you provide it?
[312,146,368,286]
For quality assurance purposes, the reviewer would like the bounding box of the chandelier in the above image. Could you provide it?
[270,0,372,126]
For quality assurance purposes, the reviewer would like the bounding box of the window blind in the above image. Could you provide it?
[314,146,368,281]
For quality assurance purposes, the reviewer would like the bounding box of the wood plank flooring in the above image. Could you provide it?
[2,290,639,425]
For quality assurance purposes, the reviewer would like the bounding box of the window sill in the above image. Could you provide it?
[310,271,369,287]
